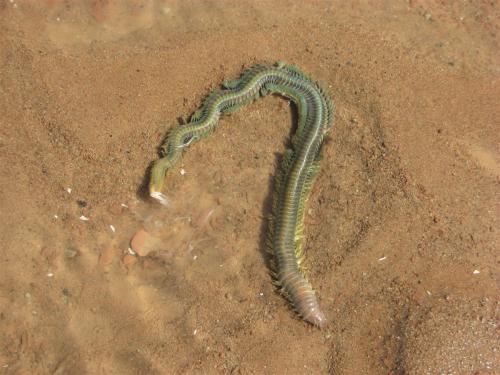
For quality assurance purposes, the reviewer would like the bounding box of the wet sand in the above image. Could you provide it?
[0,1,498,374]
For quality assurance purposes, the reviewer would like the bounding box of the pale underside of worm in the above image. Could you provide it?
[149,62,335,328]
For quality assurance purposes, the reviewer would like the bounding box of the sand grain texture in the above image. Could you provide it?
[0,1,498,374]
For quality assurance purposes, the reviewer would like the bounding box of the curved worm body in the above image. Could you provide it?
[149,62,335,328]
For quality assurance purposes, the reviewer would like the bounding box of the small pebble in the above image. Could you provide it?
[122,254,137,271]
[65,248,78,258]
[79,215,89,221]
[154,220,165,229]
[66,187,72,194]
[378,256,387,261]
[77,200,87,208]
[109,224,116,233]
[180,168,186,176]
[130,229,160,256]
[473,269,480,274]
[109,203,123,215]
[99,244,119,269]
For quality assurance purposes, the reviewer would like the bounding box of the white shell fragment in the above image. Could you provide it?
[109,225,116,233]
[66,187,72,194]
[473,269,480,274]
[378,256,387,261]
[127,247,136,256]
[79,215,89,221]
[180,168,186,176]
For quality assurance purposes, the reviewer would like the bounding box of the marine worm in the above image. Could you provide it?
[149,62,335,328]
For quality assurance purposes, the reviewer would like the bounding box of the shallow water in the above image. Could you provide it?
[0,1,499,374]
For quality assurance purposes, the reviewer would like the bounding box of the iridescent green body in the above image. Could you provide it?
[149,62,335,328]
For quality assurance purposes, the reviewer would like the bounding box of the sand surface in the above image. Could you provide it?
[0,1,499,374]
